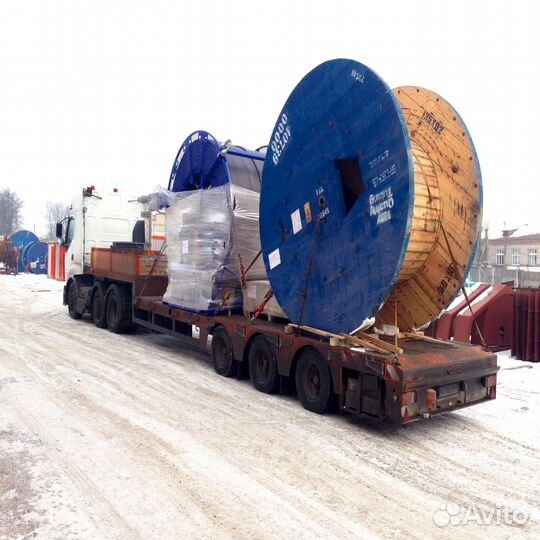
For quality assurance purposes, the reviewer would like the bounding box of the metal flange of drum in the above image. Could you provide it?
[21,241,36,270]
[26,241,48,274]
[9,230,39,273]
[168,131,264,193]
[375,87,482,330]
[259,59,414,334]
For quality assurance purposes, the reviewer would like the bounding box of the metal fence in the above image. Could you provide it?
[470,264,540,287]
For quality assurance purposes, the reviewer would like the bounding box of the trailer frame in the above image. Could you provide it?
[64,247,499,425]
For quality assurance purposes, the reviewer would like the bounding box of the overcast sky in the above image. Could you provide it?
[1,0,539,237]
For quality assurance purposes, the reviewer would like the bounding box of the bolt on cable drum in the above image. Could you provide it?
[259,58,482,334]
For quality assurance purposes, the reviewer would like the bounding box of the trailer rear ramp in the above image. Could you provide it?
[388,338,498,423]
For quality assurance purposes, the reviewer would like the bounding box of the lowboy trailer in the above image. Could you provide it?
[64,246,499,425]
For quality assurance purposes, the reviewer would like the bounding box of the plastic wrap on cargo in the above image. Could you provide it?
[230,185,266,281]
[163,182,277,315]
[243,280,286,319]
[148,185,188,211]
[163,185,243,313]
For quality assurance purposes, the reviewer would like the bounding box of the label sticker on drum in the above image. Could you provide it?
[369,187,394,226]
[269,248,281,269]
[304,202,312,224]
[291,209,302,234]
[182,240,189,254]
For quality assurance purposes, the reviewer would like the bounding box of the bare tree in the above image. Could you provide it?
[0,188,23,237]
[45,201,70,240]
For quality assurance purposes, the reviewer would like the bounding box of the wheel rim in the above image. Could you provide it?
[254,350,270,384]
[303,362,322,401]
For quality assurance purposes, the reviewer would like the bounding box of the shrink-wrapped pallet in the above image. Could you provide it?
[163,186,240,313]
[163,184,270,314]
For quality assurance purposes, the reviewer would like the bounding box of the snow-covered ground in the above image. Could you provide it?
[0,274,539,540]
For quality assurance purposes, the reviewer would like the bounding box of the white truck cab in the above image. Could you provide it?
[61,186,144,279]
[60,186,144,317]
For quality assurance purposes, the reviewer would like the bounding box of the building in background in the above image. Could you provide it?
[471,225,540,286]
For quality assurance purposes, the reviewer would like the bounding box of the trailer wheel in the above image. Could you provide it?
[91,282,107,329]
[248,336,279,394]
[211,326,236,377]
[67,280,82,320]
[296,349,335,414]
[106,284,135,334]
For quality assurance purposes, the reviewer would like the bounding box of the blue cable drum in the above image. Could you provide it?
[259,59,414,334]
[26,241,48,274]
[21,241,35,270]
[9,230,39,273]
[168,131,264,193]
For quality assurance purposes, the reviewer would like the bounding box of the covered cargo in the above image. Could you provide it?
[164,185,243,314]
[164,131,279,315]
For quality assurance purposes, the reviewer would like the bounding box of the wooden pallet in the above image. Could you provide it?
[285,324,402,355]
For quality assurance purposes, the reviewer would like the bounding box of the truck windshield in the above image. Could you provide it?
[65,217,75,247]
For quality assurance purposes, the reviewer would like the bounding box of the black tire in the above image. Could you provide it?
[248,335,279,394]
[67,280,83,320]
[91,282,107,329]
[211,326,236,377]
[295,348,335,414]
[106,284,135,334]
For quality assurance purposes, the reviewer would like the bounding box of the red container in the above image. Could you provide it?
[47,242,66,281]
[513,288,540,362]
[526,293,535,361]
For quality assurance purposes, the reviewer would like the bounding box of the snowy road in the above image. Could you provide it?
[0,274,539,540]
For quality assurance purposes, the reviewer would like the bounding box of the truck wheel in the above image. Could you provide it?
[91,282,107,329]
[248,336,279,394]
[296,349,335,414]
[106,284,135,334]
[67,280,83,320]
[211,326,236,377]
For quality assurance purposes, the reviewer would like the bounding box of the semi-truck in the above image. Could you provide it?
[58,186,498,425]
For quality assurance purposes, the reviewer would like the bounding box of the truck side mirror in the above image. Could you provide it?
[55,222,63,238]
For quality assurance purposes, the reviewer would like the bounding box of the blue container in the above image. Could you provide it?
[9,230,39,273]
[26,241,48,274]
[259,59,414,333]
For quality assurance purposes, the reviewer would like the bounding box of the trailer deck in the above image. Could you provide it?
[62,247,499,425]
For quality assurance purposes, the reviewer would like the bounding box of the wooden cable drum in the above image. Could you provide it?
[259,59,413,334]
[375,87,482,331]
[259,59,482,334]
